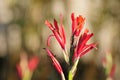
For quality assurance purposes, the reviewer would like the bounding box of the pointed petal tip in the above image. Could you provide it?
[71,13,75,20]
[45,20,48,24]
[93,43,98,50]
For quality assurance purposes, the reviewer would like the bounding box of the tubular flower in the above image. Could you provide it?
[73,29,97,61]
[45,16,66,50]
[71,13,85,36]
[16,54,39,79]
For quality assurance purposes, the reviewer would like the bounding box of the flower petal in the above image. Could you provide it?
[16,64,22,78]
[79,43,97,57]
[77,33,93,54]
[47,34,54,46]
[59,24,66,45]
[54,19,59,31]
[45,20,54,30]
[53,30,65,49]
[109,64,116,78]
[45,48,63,75]
[28,56,39,71]
[71,13,76,34]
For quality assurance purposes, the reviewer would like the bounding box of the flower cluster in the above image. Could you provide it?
[45,13,97,80]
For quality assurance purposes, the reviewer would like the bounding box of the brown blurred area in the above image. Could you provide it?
[0,0,120,80]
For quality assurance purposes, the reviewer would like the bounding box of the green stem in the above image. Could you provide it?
[71,58,79,76]
[22,71,32,80]
[68,71,73,80]
[68,58,79,80]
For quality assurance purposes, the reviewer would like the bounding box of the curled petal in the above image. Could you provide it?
[45,17,66,50]
[47,35,54,46]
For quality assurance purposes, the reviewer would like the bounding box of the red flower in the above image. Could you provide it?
[71,13,85,36]
[16,54,39,78]
[73,29,97,61]
[45,48,63,75]
[45,15,66,50]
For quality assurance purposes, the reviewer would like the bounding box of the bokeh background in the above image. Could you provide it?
[0,0,120,80]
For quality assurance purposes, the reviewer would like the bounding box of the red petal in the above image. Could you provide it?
[72,15,85,36]
[77,33,87,53]
[45,48,63,74]
[54,19,59,31]
[16,64,22,78]
[74,16,85,36]
[77,33,93,54]
[84,28,89,33]
[53,30,65,49]
[45,20,54,30]
[71,13,76,34]
[47,34,54,46]
[109,64,116,78]
[77,15,85,25]
[71,13,75,21]
[59,24,66,46]
[28,56,39,71]
[79,43,97,57]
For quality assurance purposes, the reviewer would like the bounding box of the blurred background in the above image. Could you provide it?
[0,0,120,80]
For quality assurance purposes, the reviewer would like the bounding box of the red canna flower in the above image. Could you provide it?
[73,29,97,61]
[45,48,63,75]
[71,13,85,36]
[45,13,97,80]
[45,15,66,50]
[16,54,39,79]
